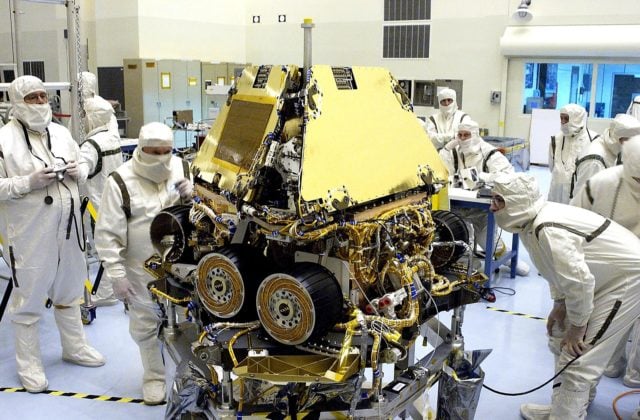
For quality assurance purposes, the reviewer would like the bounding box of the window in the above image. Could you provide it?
[23,61,45,81]
[594,64,640,118]
[521,62,592,114]
[521,61,640,118]
[383,0,431,59]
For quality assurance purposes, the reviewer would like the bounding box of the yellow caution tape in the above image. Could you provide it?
[485,306,546,321]
[0,386,150,404]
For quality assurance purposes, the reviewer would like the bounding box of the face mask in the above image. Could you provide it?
[140,150,172,164]
[14,102,52,133]
[132,149,172,183]
[459,136,481,154]
[561,122,583,137]
[440,102,456,117]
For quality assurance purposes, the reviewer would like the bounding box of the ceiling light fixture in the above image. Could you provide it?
[512,0,533,22]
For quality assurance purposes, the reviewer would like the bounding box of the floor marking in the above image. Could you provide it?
[485,305,546,321]
[0,387,155,404]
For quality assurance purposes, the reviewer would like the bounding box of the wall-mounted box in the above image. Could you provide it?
[414,80,435,107]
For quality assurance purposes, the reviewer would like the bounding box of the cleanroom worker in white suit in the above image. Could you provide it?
[78,71,119,135]
[424,87,470,150]
[78,96,124,306]
[439,120,529,276]
[571,136,640,391]
[94,122,192,405]
[548,104,598,204]
[570,113,640,198]
[0,76,105,393]
[628,95,640,120]
[490,172,640,420]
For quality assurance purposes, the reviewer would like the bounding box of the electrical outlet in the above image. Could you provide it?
[490,91,502,104]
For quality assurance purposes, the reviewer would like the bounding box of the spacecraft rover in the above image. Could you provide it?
[145,22,483,419]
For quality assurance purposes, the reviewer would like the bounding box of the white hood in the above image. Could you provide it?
[83,96,114,135]
[79,71,98,100]
[622,135,640,199]
[611,113,640,142]
[627,95,640,120]
[437,87,458,118]
[457,119,482,154]
[560,104,587,137]
[492,173,545,234]
[8,75,52,133]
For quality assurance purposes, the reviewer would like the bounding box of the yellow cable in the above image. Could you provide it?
[148,286,191,304]
[228,326,259,367]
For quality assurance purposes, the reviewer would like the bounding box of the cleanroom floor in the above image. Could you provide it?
[0,165,637,419]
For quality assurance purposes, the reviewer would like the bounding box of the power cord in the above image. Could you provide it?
[612,389,640,420]
[482,354,580,396]
[478,286,515,303]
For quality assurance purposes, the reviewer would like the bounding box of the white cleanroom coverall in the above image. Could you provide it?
[570,113,640,197]
[439,119,514,257]
[95,121,192,404]
[0,76,104,393]
[78,96,124,305]
[548,104,598,204]
[493,172,640,420]
[79,96,123,213]
[571,135,640,387]
[425,87,471,150]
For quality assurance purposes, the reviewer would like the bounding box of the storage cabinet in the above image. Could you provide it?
[124,59,202,137]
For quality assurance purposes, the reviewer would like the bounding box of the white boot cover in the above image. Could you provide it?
[13,322,48,393]
[129,303,166,405]
[54,306,105,367]
[520,403,550,420]
[549,387,589,420]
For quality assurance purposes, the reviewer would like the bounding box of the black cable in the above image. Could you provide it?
[492,286,515,296]
[482,354,580,396]
[57,179,86,253]
[480,286,515,296]
[492,227,503,259]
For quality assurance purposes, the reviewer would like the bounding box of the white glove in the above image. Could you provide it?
[28,167,56,190]
[443,139,459,151]
[112,277,136,302]
[562,323,589,357]
[175,178,193,199]
[546,300,566,336]
[65,160,79,179]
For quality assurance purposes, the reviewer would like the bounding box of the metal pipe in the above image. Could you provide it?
[10,0,23,76]
[65,0,81,141]
[219,369,233,409]
[165,299,178,338]
[300,18,315,81]
[450,305,465,350]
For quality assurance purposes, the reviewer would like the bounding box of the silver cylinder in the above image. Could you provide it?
[219,369,233,409]
[165,299,178,338]
[301,19,315,80]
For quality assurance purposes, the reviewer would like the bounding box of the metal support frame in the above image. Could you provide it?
[9,0,23,77]
[161,313,461,419]
[6,0,83,141]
